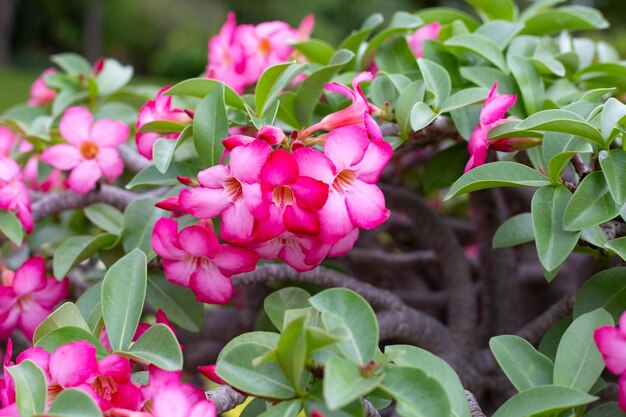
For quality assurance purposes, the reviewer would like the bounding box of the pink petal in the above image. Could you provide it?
[98,354,131,383]
[152,218,185,260]
[257,126,285,146]
[284,205,320,235]
[59,107,93,145]
[90,119,130,147]
[67,160,102,193]
[178,225,219,258]
[292,176,328,211]
[163,259,196,287]
[345,180,389,230]
[253,203,285,241]
[293,148,335,184]
[481,85,516,126]
[595,326,626,375]
[318,191,354,244]
[0,308,19,340]
[31,277,68,309]
[96,147,124,180]
[329,228,359,257]
[141,365,181,401]
[464,125,488,173]
[351,140,392,184]
[16,347,50,374]
[40,144,82,170]
[12,257,46,296]
[152,382,191,417]
[178,187,231,219]
[17,302,52,341]
[189,263,233,304]
[260,149,299,186]
[229,140,271,183]
[280,238,316,272]
[324,126,369,172]
[213,245,259,276]
[197,164,229,188]
[220,200,255,243]
[136,132,160,160]
[49,341,98,387]
[189,401,217,417]
[198,364,225,384]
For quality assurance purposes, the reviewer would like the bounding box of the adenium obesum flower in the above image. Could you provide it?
[299,72,379,139]
[464,82,540,172]
[0,157,33,232]
[406,22,440,58]
[0,257,68,341]
[151,218,259,304]
[136,87,191,160]
[595,312,626,410]
[41,106,130,193]
[28,68,57,107]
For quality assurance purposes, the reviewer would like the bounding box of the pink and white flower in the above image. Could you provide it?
[0,157,33,232]
[41,106,129,193]
[0,257,68,340]
[136,87,191,160]
[151,218,259,304]
[406,22,440,58]
[28,68,57,107]
[595,312,626,410]
[205,13,249,93]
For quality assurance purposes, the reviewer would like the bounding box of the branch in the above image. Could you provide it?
[465,390,486,417]
[380,117,463,155]
[515,293,575,345]
[118,144,151,173]
[344,248,438,267]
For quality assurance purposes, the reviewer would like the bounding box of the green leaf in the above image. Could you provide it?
[35,326,108,359]
[295,49,354,126]
[48,388,103,417]
[395,81,426,139]
[95,58,133,96]
[153,124,193,174]
[216,342,296,400]
[339,13,384,53]
[492,386,596,417]
[574,268,626,321]
[264,287,312,331]
[410,102,438,131]
[259,399,302,417]
[218,331,279,361]
[600,98,626,142]
[508,55,545,117]
[193,84,227,167]
[165,78,246,110]
[125,162,198,189]
[380,366,451,417]
[417,58,451,109]
[51,53,92,74]
[445,34,507,73]
[360,12,422,68]
[84,203,124,235]
[292,39,335,65]
[53,234,118,279]
[516,109,603,145]
[464,0,517,20]
[606,237,626,262]
[584,402,626,417]
[423,144,468,194]
[562,172,620,231]
[137,120,186,134]
[599,150,626,205]
[386,345,471,417]
[101,249,147,351]
[6,360,47,417]
[255,62,306,117]
[146,271,204,332]
[440,87,489,113]
[493,213,534,248]
[489,335,554,391]
[122,324,183,371]
[76,281,102,321]
[532,187,581,271]
[553,309,613,392]
[445,162,550,200]
[376,37,419,75]
[324,356,383,410]
[0,211,24,245]
[417,7,479,30]
[33,302,90,344]
[520,6,609,36]
[276,315,309,393]
[121,198,167,258]
[309,288,378,365]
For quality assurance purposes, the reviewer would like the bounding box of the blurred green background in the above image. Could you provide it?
[0,0,624,111]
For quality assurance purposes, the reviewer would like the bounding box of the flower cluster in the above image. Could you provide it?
[0,257,68,341]
[152,73,392,305]
[595,313,626,410]
[0,340,215,417]
[205,13,314,93]
[0,156,33,233]
[28,68,57,107]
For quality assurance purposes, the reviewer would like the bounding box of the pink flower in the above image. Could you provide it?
[294,123,392,244]
[205,13,249,93]
[28,68,57,107]
[252,149,329,240]
[178,140,271,243]
[0,257,68,340]
[299,72,379,139]
[595,312,626,410]
[406,22,440,58]
[0,157,32,233]
[136,87,191,160]
[464,82,517,172]
[152,381,216,417]
[151,218,259,304]
[41,106,129,193]
[198,364,225,385]
[0,128,18,157]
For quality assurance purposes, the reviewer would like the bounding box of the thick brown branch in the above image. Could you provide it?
[118,145,151,173]
[515,294,575,345]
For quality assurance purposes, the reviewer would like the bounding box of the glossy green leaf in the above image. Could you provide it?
[492,386,596,417]
[35,326,108,359]
[48,388,103,417]
[95,58,133,95]
[574,268,626,321]
[416,7,479,29]
[101,249,147,351]
[292,39,335,65]
[464,0,517,20]
[255,62,306,117]
[508,55,544,116]
[0,211,24,245]
[493,213,534,249]
[121,198,167,258]
[309,288,378,365]
[33,302,90,344]
[445,34,507,73]
[395,80,426,139]
[531,187,580,271]
[386,345,471,417]
[123,324,183,371]
[360,12,422,67]
[376,37,419,75]
[218,331,279,361]
[264,287,312,331]
[51,53,92,74]
[53,234,118,279]
[165,78,246,110]
[259,399,302,417]
[520,6,609,36]
[153,124,193,174]
[563,172,620,231]
[516,109,603,145]
[440,87,489,113]
[410,102,438,131]
[599,150,626,205]
[489,335,554,391]
[553,309,613,392]
[324,356,383,410]
[193,84,227,167]
[417,58,451,109]
[584,402,626,416]
[276,315,308,393]
[137,120,187,134]
[445,162,550,200]
[606,237,626,262]
[84,203,124,235]
[600,98,626,142]
[380,366,451,417]
[125,162,198,189]
[146,271,204,332]
[7,360,47,417]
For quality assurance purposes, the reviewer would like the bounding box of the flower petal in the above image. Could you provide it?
[49,341,98,387]
[197,164,229,188]
[260,149,299,186]
[229,140,271,183]
[293,148,335,184]
[189,262,233,304]
[220,200,255,243]
[12,257,46,296]
[324,126,369,172]
[595,325,626,375]
[213,245,259,276]
[345,180,389,230]
[31,277,68,309]
[318,191,353,244]
[90,119,130,147]
[162,259,195,288]
[284,205,320,235]
[178,225,219,258]
[152,218,185,260]
[40,144,82,170]
[178,187,231,219]
[292,176,328,211]
[96,148,124,180]
[59,107,93,145]
[351,140,392,183]
[67,160,102,194]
